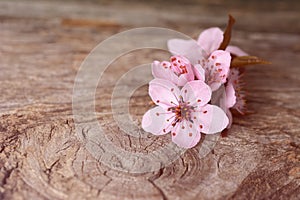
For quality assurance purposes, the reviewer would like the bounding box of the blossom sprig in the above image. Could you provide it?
[142,15,270,148]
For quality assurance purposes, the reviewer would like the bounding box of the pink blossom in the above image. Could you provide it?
[142,79,229,148]
[195,50,231,92]
[228,69,246,114]
[168,29,235,92]
[219,68,246,128]
[152,55,196,86]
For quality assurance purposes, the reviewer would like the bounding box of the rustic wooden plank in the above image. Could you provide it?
[0,0,300,199]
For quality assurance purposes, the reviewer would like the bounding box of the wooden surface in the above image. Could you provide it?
[1,0,300,199]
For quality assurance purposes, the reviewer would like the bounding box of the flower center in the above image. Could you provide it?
[170,56,188,76]
[168,102,194,127]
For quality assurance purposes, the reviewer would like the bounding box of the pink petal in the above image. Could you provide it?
[181,80,212,106]
[149,79,180,109]
[152,60,173,81]
[205,50,231,91]
[177,74,192,86]
[213,89,233,129]
[193,64,205,81]
[142,106,173,135]
[226,45,248,56]
[193,104,229,134]
[167,39,205,65]
[197,27,223,55]
[171,121,201,148]
[225,83,236,108]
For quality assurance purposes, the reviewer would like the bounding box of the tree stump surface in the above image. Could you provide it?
[0,0,300,199]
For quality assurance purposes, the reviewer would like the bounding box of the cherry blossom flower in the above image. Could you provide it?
[228,68,246,114]
[142,78,229,148]
[196,50,231,92]
[152,55,196,86]
[218,68,246,128]
[167,29,234,92]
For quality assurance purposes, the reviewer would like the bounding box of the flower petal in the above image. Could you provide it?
[205,50,231,91]
[193,104,229,134]
[226,45,248,56]
[152,60,173,80]
[193,64,205,81]
[149,79,180,109]
[171,121,201,148]
[167,39,205,65]
[142,106,173,135]
[197,27,224,55]
[181,80,212,106]
[225,83,236,108]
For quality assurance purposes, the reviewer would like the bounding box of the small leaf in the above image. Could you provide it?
[231,56,271,68]
[218,15,235,50]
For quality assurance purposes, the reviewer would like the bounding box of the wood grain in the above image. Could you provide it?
[0,0,300,199]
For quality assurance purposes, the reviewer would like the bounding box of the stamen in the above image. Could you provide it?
[171,57,176,62]
[166,115,175,122]
[170,101,177,106]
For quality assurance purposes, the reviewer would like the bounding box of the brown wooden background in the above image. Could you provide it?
[0,0,300,199]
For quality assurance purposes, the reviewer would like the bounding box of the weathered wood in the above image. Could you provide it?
[1,0,300,199]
